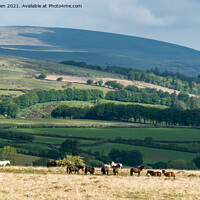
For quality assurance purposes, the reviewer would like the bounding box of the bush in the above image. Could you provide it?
[87,79,93,85]
[192,156,200,169]
[57,77,63,81]
[56,155,85,167]
[32,157,49,166]
[167,160,197,170]
[152,161,168,169]
[90,160,104,167]
[37,72,47,79]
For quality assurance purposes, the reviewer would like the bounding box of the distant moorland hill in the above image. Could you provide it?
[0,26,200,76]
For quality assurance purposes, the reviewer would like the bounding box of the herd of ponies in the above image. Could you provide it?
[47,160,176,177]
[0,160,175,177]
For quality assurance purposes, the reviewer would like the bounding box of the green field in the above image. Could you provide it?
[5,127,199,165]
[14,127,200,141]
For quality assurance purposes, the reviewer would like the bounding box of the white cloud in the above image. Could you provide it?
[107,0,175,27]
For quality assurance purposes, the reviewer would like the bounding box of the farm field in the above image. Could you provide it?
[15,127,200,141]
[6,127,200,164]
[0,167,200,199]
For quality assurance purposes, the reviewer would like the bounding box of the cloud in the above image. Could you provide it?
[107,0,175,27]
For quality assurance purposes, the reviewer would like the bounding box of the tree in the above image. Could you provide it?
[0,99,19,118]
[98,80,103,86]
[57,155,85,167]
[87,79,93,85]
[0,146,17,165]
[167,160,197,170]
[38,72,47,79]
[152,161,168,169]
[144,137,155,146]
[59,139,80,155]
[33,157,49,166]
[57,77,63,81]
[192,156,200,169]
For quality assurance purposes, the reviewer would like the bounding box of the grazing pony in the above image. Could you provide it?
[85,167,95,175]
[113,166,119,175]
[130,165,146,176]
[162,169,175,177]
[109,161,123,169]
[0,160,10,167]
[146,170,161,177]
[76,165,84,171]
[67,166,80,174]
[101,166,109,175]
[47,161,57,168]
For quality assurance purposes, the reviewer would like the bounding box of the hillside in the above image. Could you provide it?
[0,26,200,75]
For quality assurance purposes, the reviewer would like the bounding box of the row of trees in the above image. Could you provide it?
[106,86,200,110]
[0,88,103,117]
[60,60,200,94]
[51,103,200,126]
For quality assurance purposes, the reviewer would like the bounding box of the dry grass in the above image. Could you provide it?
[0,167,200,199]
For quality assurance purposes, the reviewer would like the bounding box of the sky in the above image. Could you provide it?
[0,0,200,50]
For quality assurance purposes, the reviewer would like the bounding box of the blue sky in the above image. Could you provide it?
[1,0,200,50]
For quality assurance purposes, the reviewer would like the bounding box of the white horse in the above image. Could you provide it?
[0,160,10,166]
[109,161,123,169]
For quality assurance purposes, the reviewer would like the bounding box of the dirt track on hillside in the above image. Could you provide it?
[46,75,197,97]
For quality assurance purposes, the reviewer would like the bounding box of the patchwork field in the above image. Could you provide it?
[0,167,200,199]
[4,127,199,165]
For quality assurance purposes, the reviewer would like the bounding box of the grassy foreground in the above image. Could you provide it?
[0,167,200,199]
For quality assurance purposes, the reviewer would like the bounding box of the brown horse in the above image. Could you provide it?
[85,167,95,175]
[162,169,175,177]
[67,166,80,174]
[47,161,57,168]
[113,166,119,175]
[101,166,109,175]
[130,165,146,176]
[147,170,161,177]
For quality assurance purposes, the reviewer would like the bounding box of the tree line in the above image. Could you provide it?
[0,88,103,117]
[51,103,200,126]
[60,60,200,95]
[106,86,200,110]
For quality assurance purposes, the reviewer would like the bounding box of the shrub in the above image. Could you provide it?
[32,157,49,166]
[56,155,85,167]
[152,161,168,169]
[192,156,200,169]
[57,77,63,81]
[167,160,197,170]
[37,72,47,79]
[90,160,104,167]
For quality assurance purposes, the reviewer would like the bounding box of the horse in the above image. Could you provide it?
[109,161,123,169]
[47,161,57,168]
[0,160,10,167]
[146,170,161,177]
[67,166,80,174]
[113,166,119,175]
[130,165,146,176]
[104,164,110,168]
[101,166,109,175]
[76,165,84,171]
[85,167,95,175]
[162,169,175,178]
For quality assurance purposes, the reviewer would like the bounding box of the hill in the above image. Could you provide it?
[0,26,200,76]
